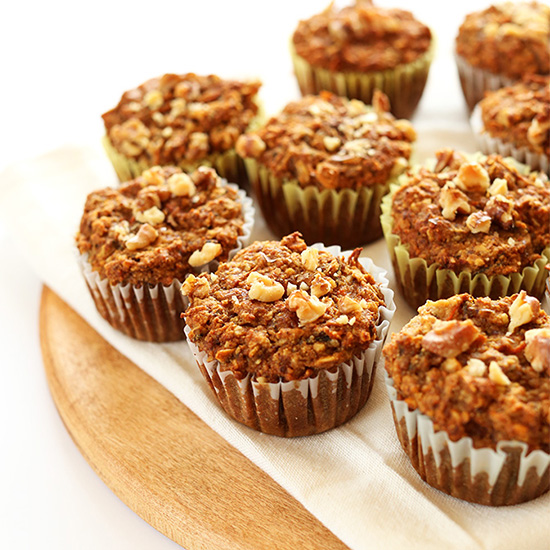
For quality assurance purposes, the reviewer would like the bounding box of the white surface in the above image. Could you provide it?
[1,2,548,550]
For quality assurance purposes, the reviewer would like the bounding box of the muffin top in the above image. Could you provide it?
[456,2,550,80]
[236,91,415,190]
[182,232,386,383]
[479,75,550,157]
[390,149,550,277]
[292,0,431,72]
[76,166,246,287]
[102,73,261,166]
[383,292,550,452]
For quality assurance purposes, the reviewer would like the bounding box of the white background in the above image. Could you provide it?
[0,1,538,549]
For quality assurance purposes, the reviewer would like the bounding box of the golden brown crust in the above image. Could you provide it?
[383,293,550,453]
[76,166,245,287]
[479,75,550,156]
[102,73,261,165]
[236,91,415,190]
[292,1,431,72]
[390,150,550,277]
[456,2,550,79]
[183,232,385,383]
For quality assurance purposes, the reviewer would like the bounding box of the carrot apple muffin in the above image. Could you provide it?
[380,149,550,309]
[76,165,254,341]
[236,90,416,248]
[455,2,550,111]
[290,0,434,119]
[182,232,395,436]
[101,73,262,184]
[383,292,550,505]
[472,75,550,175]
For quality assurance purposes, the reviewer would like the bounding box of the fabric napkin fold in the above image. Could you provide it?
[1,141,548,550]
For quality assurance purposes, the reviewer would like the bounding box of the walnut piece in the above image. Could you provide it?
[524,327,550,373]
[135,206,165,225]
[125,223,158,251]
[465,357,487,377]
[439,184,471,220]
[485,195,515,229]
[422,319,481,358]
[143,89,163,110]
[310,273,334,298]
[236,134,266,158]
[247,272,285,302]
[180,274,210,298]
[455,162,490,192]
[338,296,363,315]
[323,136,341,152]
[301,247,319,271]
[188,241,222,267]
[507,291,540,333]
[142,166,166,185]
[287,290,328,324]
[489,361,511,386]
[465,211,491,234]
[168,172,196,197]
[487,177,508,196]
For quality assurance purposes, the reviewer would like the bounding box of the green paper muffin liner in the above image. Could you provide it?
[290,38,435,120]
[102,136,246,185]
[380,184,550,310]
[244,157,400,248]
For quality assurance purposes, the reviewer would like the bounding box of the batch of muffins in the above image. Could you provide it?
[75,1,550,507]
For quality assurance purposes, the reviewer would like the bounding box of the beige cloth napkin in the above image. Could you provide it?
[1,140,549,550]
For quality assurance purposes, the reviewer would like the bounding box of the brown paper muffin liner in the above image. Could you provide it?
[380,184,550,310]
[470,105,550,176]
[290,38,435,120]
[455,54,516,113]
[384,373,550,505]
[185,249,396,437]
[78,184,255,342]
[245,158,400,248]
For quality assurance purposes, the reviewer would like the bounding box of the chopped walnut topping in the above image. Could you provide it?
[110,119,151,157]
[301,247,319,271]
[466,211,492,234]
[422,319,481,358]
[187,132,209,161]
[167,172,196,197]
[338,295,363,315]
[286,282,297,295]
[487,177,508,196]
[142,166,166,185]
[489,361,511,386]
[310,273,334,298]
[393,120,417,142]
[455,162,490,192]
[287,290,328,324]
[235,133,266,158]
[442,358,462,373]
[111,220,130,243]
[188,241,223,267]
[524,327,550,372]
[439,184,471,220]
[507,291,540,333]
[465,357,487,377]
[247,272,285,302]
[485,195,515,229]
[181,274,210,298]
[125,223,158,251]
[323,136,341,152]
[334,314,349,325]
[135,206,165,226]
[143,89,163,110]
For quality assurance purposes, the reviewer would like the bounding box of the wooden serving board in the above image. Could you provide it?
[39,286,349,550]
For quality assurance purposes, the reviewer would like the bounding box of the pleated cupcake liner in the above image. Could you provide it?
[290,37,435,120]
[455,54,516,113]
[380,184,550,310]
[185,248,396,437]
[384,372,550,506]
[78,183,255,342]
[470,104,550,176]
[244,157,401,249]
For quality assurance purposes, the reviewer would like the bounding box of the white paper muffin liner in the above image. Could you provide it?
[385,372,550,505]
[455,53,516,112]
[185,246,396,437]
[78,183,255,342]
[470,104,550,176]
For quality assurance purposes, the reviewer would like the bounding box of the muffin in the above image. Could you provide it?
[290,0,434,119]
[455,1,550,112]
[383,292,550,505]
[101,73,262,184]
[380,149,550,309]
[76,165,254,341]
[182,232,395,437]
[471,75,550,175]
[236,90,416,249]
